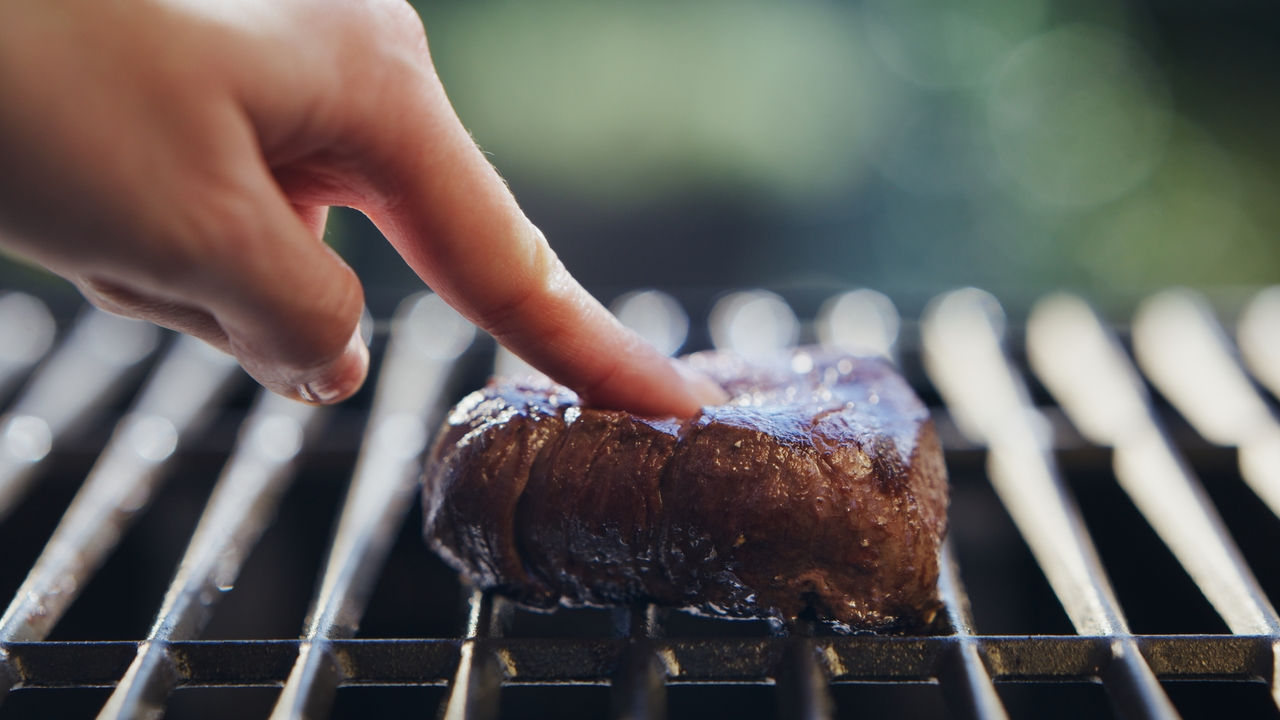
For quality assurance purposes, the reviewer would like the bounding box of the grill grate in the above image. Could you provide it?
[0,287,1277,719]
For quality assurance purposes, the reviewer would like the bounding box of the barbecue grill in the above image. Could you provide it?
[0,285,1277,720]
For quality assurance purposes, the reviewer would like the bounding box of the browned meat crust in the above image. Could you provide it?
[423,348,948,631]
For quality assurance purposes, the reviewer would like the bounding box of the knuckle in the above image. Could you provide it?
[192,184,263,248]
[321,1,433,148]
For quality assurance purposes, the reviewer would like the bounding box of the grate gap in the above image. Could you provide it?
[359,500,465,639]
[43,447,223,641]
[1059,456,1229,635]
[831,683,949,720]
[2,687,114,719]
[1161,681,1280,720]
[164,686,279,720]
[332,686,448,720]
[667,685,778,720]
[997,683,1114,720]
[500,685,611,720]
[1190,450,1280,608]
[947,468,1073,635]
[199,439,354,640]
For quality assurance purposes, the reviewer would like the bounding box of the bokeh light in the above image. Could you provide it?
[864,0,1048,89]
[987,25,1173,209]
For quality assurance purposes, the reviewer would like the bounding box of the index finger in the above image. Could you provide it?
[362,72,725,416]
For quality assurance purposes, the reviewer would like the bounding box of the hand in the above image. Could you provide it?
[0,0,725,415]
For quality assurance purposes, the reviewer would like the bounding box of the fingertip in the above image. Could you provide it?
[670,358,730,415]
[295,326,370,405]
[576,352,728,418]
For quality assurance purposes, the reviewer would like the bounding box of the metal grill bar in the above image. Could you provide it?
[0,293,54,398]
[441,591,508,720]
[0,309,158,521]
[1274,643,1280,713]
[609,605,667,720]
[1132,289,1280,519]
[920,288,1178,720]
[776,635,833,720]
[708,289,799,359]
[1028,294,1280,649]
[442,330,519,720]
[1127,289,1280,712]
[0,635,1273,687]
[97,392,324,719]
[1239,287,1280,400]
[270,293,476,720]
[936,543,1008,720]
[610,640,667,720]
[816,288,900,360]
[491,345,537,380]
[0,335,239,646]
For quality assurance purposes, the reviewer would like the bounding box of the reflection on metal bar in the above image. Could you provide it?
[1028,294,1280,639]
[936,543,1008,720]
[441,591,506,720]
[1132,289,1280,519]
[612,290,690,358]
[0,334,240,645]
[270,293,475,720]
[609,604,667,720]
[495,288,694,382]
[492,347,539,380]
[0,308,159,521]
[0,293,55,397]
[921,288,1178,720]
[1274,642,1280,713]
[1239,286,1280,399]
[611,642,667,720]
[709,289,799,358]
[816,289,900,360]
[97,392,324,720]
[777,637,833,720]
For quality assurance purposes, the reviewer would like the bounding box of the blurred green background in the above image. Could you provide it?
[4,0,1279,316]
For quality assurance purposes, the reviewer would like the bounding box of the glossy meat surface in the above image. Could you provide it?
[423,348,948,631]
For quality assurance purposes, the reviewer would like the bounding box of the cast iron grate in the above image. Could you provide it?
[0,286,1277,719]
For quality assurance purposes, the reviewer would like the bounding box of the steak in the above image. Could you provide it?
[422,348,948,631]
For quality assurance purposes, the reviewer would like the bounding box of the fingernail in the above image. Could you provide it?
[672,359,729,409]
[298,328,369,404]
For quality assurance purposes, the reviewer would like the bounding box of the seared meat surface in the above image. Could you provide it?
[423,348,947,631]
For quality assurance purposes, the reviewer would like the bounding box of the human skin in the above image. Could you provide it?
[0,0,725,415]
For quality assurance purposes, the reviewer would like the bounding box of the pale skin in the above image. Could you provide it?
[0,0,726,415]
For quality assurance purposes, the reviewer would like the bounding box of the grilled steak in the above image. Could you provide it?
[423,348,947,631]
